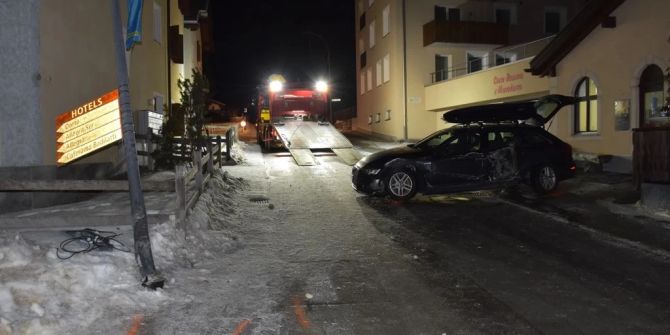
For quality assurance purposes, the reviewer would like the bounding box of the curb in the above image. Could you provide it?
[496,197,670,261]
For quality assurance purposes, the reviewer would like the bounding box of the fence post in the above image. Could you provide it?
[207,139,214,174]
[226,128,233,161]
[175,164,186,224]
[147,130,154,171]
[216,136,222,168]
[194,150,203,194]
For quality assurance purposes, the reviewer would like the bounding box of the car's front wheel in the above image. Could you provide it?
[531,165,558,195]
[384,169,418,200]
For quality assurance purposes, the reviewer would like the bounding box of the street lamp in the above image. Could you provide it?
[302,31,332,122]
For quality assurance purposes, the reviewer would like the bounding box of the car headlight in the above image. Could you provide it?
[364,168,381,175]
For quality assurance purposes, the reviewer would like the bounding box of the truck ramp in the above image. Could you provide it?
[273,120,361,165]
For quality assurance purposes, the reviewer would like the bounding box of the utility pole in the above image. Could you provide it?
[111,0,164,289]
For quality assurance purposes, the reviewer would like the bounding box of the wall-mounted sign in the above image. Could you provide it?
[56,89,122,165]
[137,110,164,135]
[493,72,524,95]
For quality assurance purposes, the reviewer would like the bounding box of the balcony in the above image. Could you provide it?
[423,20,509,46]
[429,36,554,84]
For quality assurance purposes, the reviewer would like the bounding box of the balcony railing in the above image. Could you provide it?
[429,36,555,84]
[423,20,509,46]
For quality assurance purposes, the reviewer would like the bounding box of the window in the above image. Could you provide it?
[375,113,381,123]
[385,110,391,121]
[435,6,446,21]
[496,9,511,25]
[382,5,390,37]
[448,8,460,21]
[369,20,376,48]
[485,131,515,151]
[467,51,488,73]
[376,59,382,87]
[494,52,516,66]
[544,7,567,35]
[153,1,162,43]
[435,6,460,21]
[359,13,366,31]
[360,72,365,95]
[360,51,367,68]
[639,64,666,125]
[368,0,374,8]
[545,12,561,34]
[383,54,390,83]
[574,77,599,133]
[435,54,450,82]
[367,68,373,92]
[494,3,516,25]
[359,38,365,55]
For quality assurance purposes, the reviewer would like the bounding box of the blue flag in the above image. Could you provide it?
[126,0,143,50]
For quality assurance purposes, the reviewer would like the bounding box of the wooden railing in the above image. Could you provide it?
[174,134,227,222]
[0,127,237,223]
[633,126,670,189]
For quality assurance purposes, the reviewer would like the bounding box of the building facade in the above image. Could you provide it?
[354,0,583,141]
[529,0,669,172]
[0,0,208,212]
[355,0,668,173]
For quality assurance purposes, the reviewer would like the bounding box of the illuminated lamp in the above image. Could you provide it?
[315,80,328,93]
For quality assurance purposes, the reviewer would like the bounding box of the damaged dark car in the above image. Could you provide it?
[352,95,578,200]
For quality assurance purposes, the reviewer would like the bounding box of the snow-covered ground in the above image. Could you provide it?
[0,166,248,334]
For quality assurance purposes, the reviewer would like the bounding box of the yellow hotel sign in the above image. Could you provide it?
[56,90,122,165]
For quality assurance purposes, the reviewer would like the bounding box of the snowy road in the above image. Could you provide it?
[5,140,668,334]
[148,142,670,334]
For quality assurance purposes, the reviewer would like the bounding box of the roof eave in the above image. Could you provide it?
[529,0,626,77]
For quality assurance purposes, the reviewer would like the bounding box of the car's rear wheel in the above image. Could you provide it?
[385,169,418,200]
[531,165,558,195]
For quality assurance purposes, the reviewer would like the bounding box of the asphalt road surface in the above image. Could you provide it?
[154,139,670,334]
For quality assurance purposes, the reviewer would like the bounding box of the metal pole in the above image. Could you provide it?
[111,0,163,288]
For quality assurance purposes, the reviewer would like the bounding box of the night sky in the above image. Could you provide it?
[208,1,356,113]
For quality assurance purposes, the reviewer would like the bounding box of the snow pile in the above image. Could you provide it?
[0,232,158,334]
[230,141,248,165]
[0,171,247,334]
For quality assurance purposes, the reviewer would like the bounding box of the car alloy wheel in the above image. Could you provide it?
[532,165,557,194]
[386,170,417,200]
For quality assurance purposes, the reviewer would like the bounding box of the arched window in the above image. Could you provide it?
[639,64,665,126]
[574,77,598,133]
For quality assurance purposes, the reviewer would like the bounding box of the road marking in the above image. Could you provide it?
[292,296,311,329]
[232,319,251,335]
[127,314,144,335]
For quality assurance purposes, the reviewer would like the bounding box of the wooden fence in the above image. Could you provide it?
[0,128,237,223]
[633,126,670,189]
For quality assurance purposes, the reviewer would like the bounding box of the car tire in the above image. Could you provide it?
[384,169,418,200]
[531,165,558,195]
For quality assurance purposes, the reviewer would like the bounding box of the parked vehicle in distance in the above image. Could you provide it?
[352,95,578,200]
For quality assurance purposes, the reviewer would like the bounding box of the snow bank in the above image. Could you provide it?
[230,141,248,165]
[0,170,246,334]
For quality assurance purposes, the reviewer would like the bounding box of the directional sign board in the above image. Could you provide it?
[56,90,122,165]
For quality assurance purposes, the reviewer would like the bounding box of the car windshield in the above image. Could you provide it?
[414,128,458,149]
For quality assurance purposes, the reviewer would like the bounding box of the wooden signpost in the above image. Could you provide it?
[55,89,122,165]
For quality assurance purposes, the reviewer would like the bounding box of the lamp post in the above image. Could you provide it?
[302,31,332,122]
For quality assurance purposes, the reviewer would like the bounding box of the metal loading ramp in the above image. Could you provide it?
[273,120,362,166]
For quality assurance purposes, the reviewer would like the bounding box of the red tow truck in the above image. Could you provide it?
[256,77,360,166]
